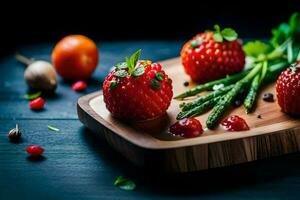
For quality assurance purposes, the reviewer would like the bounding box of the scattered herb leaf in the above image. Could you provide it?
[133,66,145,77]
[114,70,128,77]
[47,125,60,132]
[150,79,161,90]
[155,72,164,81]
[24,91,42,100]
[114,176,136,191]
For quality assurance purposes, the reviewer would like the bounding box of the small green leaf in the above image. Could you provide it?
[150,79,161,90]
[133,66,145,77]
[243,40,272,57]
[290,65,297,73]
[127,49,141,75]
[271,23,290,47]
[24,91,42,100]
[115,62,128,69]
[214,24,221,33]
[221,28,238,41]
[109,80,118,90]
[114,176,136,191]
[213,33,223,42]
[114,70,128,77]
[155,72,164,81]
[47,125,59,132]
[190,39,202,48]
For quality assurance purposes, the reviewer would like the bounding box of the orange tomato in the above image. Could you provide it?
[51,35,99,80]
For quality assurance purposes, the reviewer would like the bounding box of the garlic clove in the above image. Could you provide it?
[24,60,58,91]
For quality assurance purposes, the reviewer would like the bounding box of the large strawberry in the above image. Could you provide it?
[276,62,300,116]
[103,50,173,121]
[181,25,246,83]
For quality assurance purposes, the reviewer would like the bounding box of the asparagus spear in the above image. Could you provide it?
[206,63,263,129]
[174,70,249,100]
[177,96,222,120]
[180,85,234,111]
[243,61,268,113]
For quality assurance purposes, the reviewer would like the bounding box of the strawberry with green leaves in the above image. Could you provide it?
[181,25,246,83]
[103,50,173,121]
[276,62,300,116]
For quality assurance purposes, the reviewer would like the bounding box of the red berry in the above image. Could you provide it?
[276,62,300,115]
[72,80,87,91]
[103,56,173,121]
[181,32,245,83]
[29,97,45,110]
[26,145,44,157]
[169,117,203,138]
[221,115,249,132]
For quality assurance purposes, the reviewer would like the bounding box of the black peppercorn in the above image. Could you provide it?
[257,115,262,119]
[262,93,274,102]
[8,124,22,141]
[183,81,189,87]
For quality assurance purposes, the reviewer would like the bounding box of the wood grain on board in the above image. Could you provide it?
[77,57,300,172]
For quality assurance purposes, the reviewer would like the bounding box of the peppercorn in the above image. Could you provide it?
[183,81,189,87]
[257,114,262,119]
[262,93,274,102]
[8,124,22,141]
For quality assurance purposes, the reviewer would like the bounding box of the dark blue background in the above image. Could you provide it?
[1,2,300,199]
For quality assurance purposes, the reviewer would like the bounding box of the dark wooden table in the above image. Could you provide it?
[1,41,300,200]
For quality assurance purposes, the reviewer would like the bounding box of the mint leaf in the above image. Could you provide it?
[114,176,136,191]
[127,49,141,75]
[109,80,117,89]
[24,91,42,100]
[47,125,59,132]
[213,33,223,42]
[115,62,128,69]
[114,70,128,77]
[214,24,221,33]
[221,28,238,41]
[243,40,272,57]
[133,66,145,77]
[150,79,161,90]
[190,40,202,48]
[155,72,164,81]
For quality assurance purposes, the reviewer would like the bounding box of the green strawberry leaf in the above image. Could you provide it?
[114,176,136,191]
[133,66,145,77]
[114,70,128,77]
[221,28,238,41]
[243,40,272,57]
[155,72,164,81]
[213,33,223,42]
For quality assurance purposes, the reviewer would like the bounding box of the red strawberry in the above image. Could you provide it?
[103,50,173,121]
[276,62,300,115]
[181,25,245,83]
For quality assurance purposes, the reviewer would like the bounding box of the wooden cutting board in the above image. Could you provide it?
[77,57,300,172]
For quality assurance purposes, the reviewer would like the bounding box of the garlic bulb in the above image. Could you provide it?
[24,61,57,91]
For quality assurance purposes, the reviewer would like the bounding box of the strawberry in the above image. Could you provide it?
[103,50,173,121]
[181,25,246,83]
[276,62,300,115]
